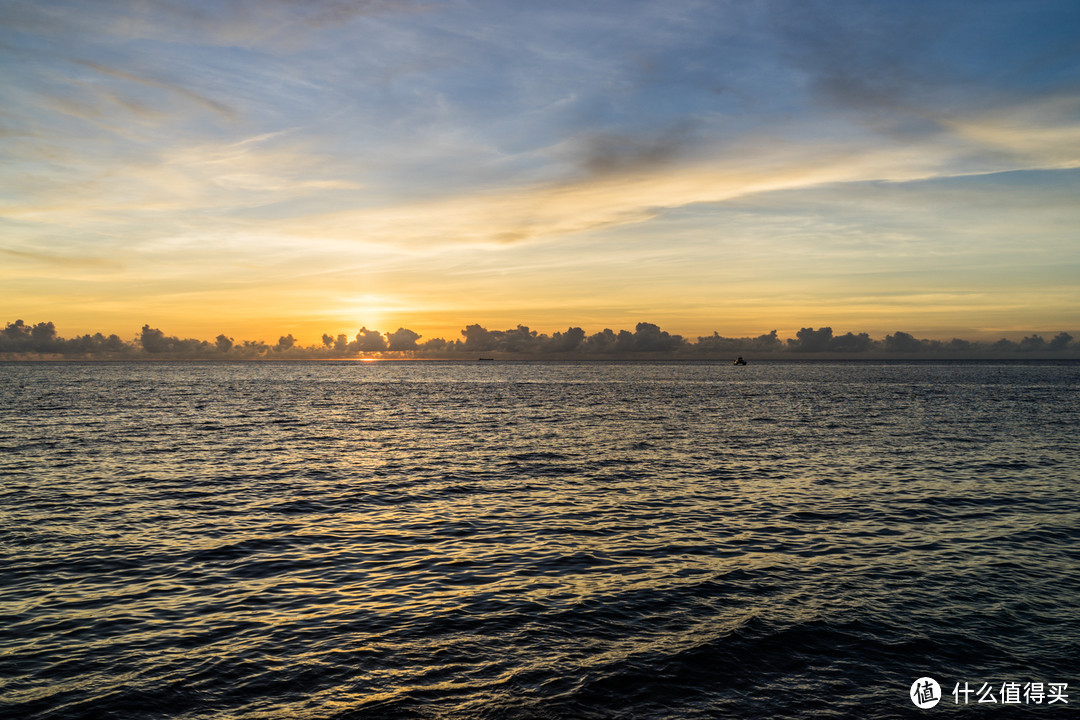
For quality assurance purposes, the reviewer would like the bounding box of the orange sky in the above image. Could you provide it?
[3,1,1078,345]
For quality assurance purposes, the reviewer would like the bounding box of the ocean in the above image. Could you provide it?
[2,360,1077,719]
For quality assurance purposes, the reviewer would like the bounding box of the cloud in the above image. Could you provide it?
[560,121,706,178]
[770,0,1080,153]
[2,0,428,51]
[6,319,1076,359]
[4,0,1079,343]
[386,327,421,351]
[274,0,428,29]
[786,327,873,353]
[281,111,1080,251]
[0,246,120,269]
[74,60,236,121]
[349,327,387,352]
[943,96,1080,170]
[0,129,361,231]
[776,1,943,110]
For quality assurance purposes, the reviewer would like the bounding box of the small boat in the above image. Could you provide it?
[733,356,747,365]
[478,357,495,362]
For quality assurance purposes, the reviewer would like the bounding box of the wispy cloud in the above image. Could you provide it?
[74,59,236,121]
[273,99,1080,251]
[0,246,120,269]
[1,0,429,49]
[943,96,1080,169]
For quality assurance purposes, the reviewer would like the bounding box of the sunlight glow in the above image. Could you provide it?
[2,1,1078,344]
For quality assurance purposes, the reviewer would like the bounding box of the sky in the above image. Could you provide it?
[2,0,1079,344]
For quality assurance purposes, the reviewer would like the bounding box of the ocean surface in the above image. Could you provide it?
[1,360,1078,719]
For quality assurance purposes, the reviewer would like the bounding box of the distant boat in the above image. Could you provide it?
[478,357,495,362]
[733,356,747,365]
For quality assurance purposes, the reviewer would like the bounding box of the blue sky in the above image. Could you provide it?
[2,0,1078,342]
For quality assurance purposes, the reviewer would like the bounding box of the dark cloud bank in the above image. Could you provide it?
[2,320,1077,360]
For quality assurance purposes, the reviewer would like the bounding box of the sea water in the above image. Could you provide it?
[2,361,1078,718]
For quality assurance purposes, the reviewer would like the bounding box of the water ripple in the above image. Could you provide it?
[1,361,1078,719]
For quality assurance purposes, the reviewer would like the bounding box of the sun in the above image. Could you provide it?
[337,294,391,333]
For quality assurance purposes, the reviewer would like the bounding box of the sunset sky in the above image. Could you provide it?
[2,0,1079,344]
